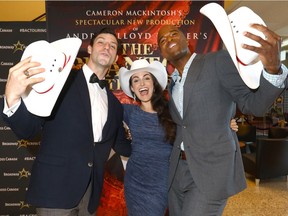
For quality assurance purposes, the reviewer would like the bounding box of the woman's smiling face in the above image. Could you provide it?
[130,71,154,103]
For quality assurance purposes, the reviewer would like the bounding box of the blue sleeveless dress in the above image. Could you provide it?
[123,104,172,216]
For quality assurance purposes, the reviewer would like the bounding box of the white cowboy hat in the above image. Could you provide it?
[119,59,167,98]
[200,3,266,89]
[21,37,82,116]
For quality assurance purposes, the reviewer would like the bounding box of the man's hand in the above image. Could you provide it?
[242,23,282,74]
[5,56,45,107]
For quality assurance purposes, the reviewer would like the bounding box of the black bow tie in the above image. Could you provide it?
[89,73,107,89]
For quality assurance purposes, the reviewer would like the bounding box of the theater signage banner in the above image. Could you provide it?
[46,0,223,102]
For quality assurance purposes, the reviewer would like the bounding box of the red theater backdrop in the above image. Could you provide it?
[46,0,223,103]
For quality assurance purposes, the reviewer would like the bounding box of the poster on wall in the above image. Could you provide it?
[46,0,223,102]
[45,2,223,215]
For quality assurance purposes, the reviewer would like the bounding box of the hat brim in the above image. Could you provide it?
[119,61,167,98]
[21,38,82,116]
[200,3,265,89]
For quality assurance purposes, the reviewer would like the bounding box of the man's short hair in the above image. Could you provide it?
[89,28,122,53]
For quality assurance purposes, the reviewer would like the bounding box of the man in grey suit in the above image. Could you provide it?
[157,24,287,215]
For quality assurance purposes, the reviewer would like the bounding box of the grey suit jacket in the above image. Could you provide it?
[168,50,286,200]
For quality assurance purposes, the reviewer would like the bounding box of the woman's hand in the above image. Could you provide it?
[230,119,238,132]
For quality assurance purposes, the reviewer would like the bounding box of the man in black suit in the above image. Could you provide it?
[1,28,131,215]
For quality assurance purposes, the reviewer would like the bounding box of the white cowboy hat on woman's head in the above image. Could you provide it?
[119,59,168,98]
[200,3,266,89]
[21,37,82,117]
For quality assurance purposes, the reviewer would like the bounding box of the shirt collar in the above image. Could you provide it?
[171,53,197,82]
[83,64,94,83]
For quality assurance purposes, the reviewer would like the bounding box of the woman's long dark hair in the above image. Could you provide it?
[130,73,176,144]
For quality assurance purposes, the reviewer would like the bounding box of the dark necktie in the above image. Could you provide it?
[89,73,107,89]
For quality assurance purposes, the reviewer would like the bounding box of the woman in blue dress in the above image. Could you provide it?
[119,59,175,216]
[118,59,239,216]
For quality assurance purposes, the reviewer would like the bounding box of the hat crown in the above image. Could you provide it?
[228,6,266,65]
[22,40,67,93]
[130,59,150,70]
[200,3,265,89]
[21,37,82,116]
[119,59,168,98]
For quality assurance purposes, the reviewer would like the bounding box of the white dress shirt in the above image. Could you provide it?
[83,64,108,142]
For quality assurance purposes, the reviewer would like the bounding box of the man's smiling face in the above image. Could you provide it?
[157,25,189,62]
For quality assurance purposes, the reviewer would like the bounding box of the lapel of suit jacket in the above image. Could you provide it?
[168,79,182,122]
[75,70,120,142]
[183,54,204,117]
[75,69,93,126]
[101,87,116,141]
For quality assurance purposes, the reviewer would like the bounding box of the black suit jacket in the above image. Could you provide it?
[1,68,131,213]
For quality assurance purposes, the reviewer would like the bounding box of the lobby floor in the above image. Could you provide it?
[223,174,288,216]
